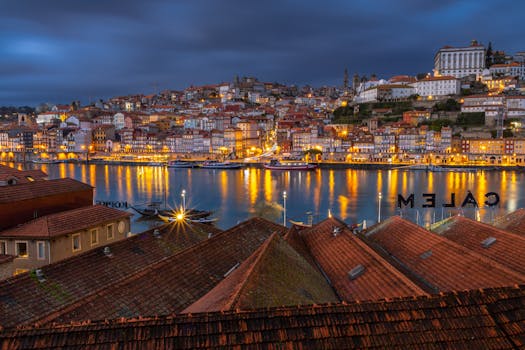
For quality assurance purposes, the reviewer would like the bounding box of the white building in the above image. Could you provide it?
[355,84,415,103]
[413,76,460,98]
[489,62,525,80]
[434,41,486,79]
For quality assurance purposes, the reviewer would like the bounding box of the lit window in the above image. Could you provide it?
[0,241,6,255]
[72,233,81,252]
[37,241,46,260]
[15,241,28,258]
[107,224,114,240]
[25,176,35,182]
[91,229,98,246]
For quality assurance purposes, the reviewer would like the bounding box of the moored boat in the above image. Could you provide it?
[32,158,60,164]
[199,161,243,169]
[167,160,195,168]
[263,160,317,170]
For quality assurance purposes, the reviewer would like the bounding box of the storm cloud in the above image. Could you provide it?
[0,0,523,106]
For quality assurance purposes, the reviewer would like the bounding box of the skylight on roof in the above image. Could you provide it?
[348,264,365,280]
[420,250,433,260]
[481,236,497,248]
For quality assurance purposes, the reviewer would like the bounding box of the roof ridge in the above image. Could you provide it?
[14,284,525,332]
[228,232,280,309]
[453,215,525,239]
[31,220,276,325]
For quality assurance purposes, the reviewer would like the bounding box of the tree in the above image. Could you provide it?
[486,41,493,67]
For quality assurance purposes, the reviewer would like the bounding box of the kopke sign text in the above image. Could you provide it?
[397,192,500,208]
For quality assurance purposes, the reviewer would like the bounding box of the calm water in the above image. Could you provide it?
[17,163,525,232]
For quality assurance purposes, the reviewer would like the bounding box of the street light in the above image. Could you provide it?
[283,191,287,227]
[378,192,382,223]
[181,189,186,210]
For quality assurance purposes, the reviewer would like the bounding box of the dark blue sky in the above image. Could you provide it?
[1,0,523,106]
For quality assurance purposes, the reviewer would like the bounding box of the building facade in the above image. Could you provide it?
[434,41,486,78]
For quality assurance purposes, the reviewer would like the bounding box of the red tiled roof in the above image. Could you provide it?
[0,220,223,328]
[433,215,525,275]
[0,205,132,239]
[3,285,525,349]
[0,178,92,204]
[0,165,47,184]
[0,254,15,265]
[364,216,525,292]
[184,232,337,313]
[43,218,286,325]
[493,208,525,236]
[299,218,427,301]
[0,218,285,327]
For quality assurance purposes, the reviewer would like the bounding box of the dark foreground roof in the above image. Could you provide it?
[2,285,525,349]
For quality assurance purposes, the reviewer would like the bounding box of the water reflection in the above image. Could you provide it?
[24,163,525,233]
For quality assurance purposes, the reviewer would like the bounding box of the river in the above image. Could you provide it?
[15,162,525,233]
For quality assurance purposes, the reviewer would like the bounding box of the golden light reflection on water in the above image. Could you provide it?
[346,170,357,199]
[219,170,228,200]
[338,195,348,220]
[328,170,335,204]
[264,170,273,203]
[377,171,383,196]
[247,168,259,206]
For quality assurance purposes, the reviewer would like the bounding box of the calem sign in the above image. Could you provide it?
[397,191,500,208]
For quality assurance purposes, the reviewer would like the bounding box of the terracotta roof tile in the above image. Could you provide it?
[0,165,47,184]
[29,218,286,326]
[0,178,93,204]
[0,205,132,239]
[299,217,427,301]
[184,232,338,313]
[433,215,525,275]
[493,208,525,236]
[0,254,15,265]
[3,285,525,349]
[364,216,525,292]
[0,220,223,328]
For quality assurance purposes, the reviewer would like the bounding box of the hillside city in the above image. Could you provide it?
[1,39,525,166]
[3,39,525,348]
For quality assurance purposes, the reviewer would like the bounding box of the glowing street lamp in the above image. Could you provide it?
[283,191,287,227]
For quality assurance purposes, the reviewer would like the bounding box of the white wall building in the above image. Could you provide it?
[413,76,460,98]
[489,62,525,80]
[434,41,486,79]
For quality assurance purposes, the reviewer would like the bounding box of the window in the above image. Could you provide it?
[15,241,28,258]
[72,233,81,252]
[37,241,46,260]
[91,229,98,246]
[107,224,114,240]
[14,269,29,276]
[0,241,6,255]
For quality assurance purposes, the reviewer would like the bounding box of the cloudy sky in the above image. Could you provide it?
[1,0,523,106]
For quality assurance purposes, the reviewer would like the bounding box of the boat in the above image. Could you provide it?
[32,158,60,164]
[132,202,212,219]
[188,217,219,224]
[198,161,244,169]
[263,159,318,170]
[131,202,166,217]
[167,160,195,168]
